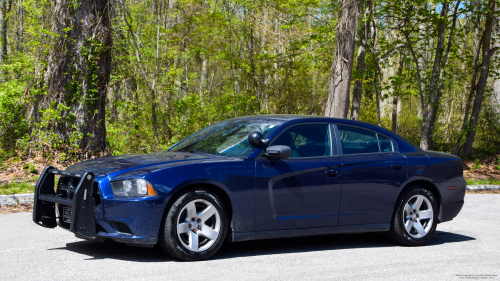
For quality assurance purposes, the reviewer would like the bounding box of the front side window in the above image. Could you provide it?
[337,126,394,155]
[272,124,331,158]
[170,119,284,157]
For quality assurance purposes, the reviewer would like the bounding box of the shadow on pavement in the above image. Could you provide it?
[214,230,475,260]
[48,241,171,262]
[47,230,474,262]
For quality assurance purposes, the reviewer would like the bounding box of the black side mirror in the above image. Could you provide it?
[265,145,291,160]
[248,131,265,148]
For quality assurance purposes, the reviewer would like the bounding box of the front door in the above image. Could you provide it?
[254,124,342,231]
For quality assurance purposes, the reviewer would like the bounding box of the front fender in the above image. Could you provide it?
[144,159,256,233]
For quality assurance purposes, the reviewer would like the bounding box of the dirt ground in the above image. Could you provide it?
[0,156,73,184]
[0,203,34,214]
[463,155,500,181]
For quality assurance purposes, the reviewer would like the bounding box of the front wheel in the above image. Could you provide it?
[390,187,438,246]
[159,189,228,261]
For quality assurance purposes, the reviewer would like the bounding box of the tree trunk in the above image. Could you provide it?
[461,0,498,158]
[419,1,449,150]
[16,0,22,52]
[350,0,373,121]
[452,35,483,155]
[324,0,363,118]
[429,1,461,143]
[0,0,12,65]
[491,1,500,114]
[374,70,382,127]
[390,55,405,133]
[248,15,261,115]
[33,0,112,156]
[199,55,207,97]
[391,95,398,132]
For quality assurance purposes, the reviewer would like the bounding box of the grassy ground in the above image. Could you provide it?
[465,178,500,185]
[0,182,35,195]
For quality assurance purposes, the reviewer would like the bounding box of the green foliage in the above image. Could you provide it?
[0,56,31,159]
[18,103,83,161]
[465,178,500,186]
[472,159,481,170]
[0,182,35,195]
[105,0,336,155]
[22,163,37,174]
[0,0,499,161]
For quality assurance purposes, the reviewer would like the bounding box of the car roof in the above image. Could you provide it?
[224,114,325,122]
[225,114,421,153]
[225,114,385,132]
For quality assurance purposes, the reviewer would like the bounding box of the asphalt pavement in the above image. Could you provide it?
[0,194,498,281]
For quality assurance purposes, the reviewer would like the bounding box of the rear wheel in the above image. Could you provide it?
[159,189,228,261]
[390,186,438,246]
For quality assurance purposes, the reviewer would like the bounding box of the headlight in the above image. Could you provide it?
[110,179,157,197]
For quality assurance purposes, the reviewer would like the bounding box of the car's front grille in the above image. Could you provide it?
[56,176,77,200]
[56,176,100,202]
[54,176,100,230]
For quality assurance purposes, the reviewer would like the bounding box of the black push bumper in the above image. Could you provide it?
[33,166,97,239]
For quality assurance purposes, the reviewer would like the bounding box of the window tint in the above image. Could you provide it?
[272,125,331,158]
[378,135,393,152]
[170,119,283,157]
[338,126,379,155]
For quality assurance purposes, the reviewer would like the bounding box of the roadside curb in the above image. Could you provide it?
[1,185,499,206]
[0,194,35,206]
[466,185,500,191]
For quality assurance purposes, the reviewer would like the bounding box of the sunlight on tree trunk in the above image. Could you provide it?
[325,0,363,119]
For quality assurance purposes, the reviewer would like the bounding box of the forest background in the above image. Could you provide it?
[1,0,500,193]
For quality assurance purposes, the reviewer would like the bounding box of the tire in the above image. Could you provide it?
[390,186,438,246]
[159,189,228,261]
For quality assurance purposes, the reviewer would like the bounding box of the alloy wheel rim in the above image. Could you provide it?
[176,199,221,252]
[402,194,434,238]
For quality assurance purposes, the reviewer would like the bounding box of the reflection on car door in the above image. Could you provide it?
[254,124,342,231]
[336,125,407,226]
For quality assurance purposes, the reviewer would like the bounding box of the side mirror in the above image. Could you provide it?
[248,131,265,148]
[265,145,291,160]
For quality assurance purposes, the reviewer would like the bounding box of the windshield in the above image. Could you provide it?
[169,119,284,157]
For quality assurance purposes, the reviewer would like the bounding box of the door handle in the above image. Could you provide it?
[392,164,403,170]
[325,170,339,177]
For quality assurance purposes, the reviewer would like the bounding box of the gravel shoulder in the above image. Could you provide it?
[0,194,498,281]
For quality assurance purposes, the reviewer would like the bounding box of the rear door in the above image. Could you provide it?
[335,125,407,226]
[254,123,342,231]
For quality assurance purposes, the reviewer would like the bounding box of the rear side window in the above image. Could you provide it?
[378,135,393,152]
[337,126,393,155]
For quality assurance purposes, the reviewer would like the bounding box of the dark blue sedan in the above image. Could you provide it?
[33,115,466,261]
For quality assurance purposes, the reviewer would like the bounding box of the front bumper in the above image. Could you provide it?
[33,166,97,238]
[33,166,164,246]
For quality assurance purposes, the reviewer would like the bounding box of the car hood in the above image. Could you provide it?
[65,151,213,178]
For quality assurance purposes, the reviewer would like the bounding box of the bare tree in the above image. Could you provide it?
[325,0,363,118]
[412,1,460,150]
[461,0,498,157]
[392,55,404,133]
[0,0,12,66]
[351,0,373,121]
